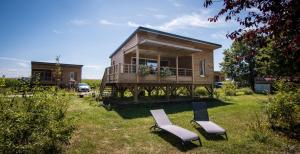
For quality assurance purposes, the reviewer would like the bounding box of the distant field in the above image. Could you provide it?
[81,79,101,89]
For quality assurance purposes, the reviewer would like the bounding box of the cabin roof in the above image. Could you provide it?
[109,26,222,58]
[31,61,83,68]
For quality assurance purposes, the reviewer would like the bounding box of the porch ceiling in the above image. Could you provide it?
[138,39,201,56]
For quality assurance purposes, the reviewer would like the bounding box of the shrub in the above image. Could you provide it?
[265,80,300,137]
[222,81,237,96]
[239,87,254,95]
[195,87,209,97]
[0,86,75,153]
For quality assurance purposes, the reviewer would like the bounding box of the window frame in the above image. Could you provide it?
[199,59,206,77]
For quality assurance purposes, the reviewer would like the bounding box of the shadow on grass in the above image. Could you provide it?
[151,131,199,152]
[194,127,227,141]
[109,98,232,119]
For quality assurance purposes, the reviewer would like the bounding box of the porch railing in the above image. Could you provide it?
[106,63,192,82]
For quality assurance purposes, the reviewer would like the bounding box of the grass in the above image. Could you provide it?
[65,94,299,153]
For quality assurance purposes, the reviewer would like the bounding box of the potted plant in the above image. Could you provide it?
[160,67,172,78]
[139,65,150,77]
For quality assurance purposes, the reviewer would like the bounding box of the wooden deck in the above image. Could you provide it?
[105,63,193,84]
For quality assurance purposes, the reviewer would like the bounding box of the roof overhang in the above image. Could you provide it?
[139,39,202,52]
[109,26,222,58]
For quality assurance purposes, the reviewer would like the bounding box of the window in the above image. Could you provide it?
[70,72,75,80]
[32,69,52,81]
[200,59,205,77]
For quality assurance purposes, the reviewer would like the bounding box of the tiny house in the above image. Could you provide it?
[31,61,83,87]
[100,27,221,102]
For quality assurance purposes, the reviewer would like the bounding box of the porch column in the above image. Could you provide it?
[136,47,139,83]
[191,54,194,83]
[176,56,178,83]
[157,54,161,82]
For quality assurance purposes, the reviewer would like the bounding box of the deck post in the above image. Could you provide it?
[136,46,140,83]
[166,85,170,101]
[176,56,178,83]
[157,54,161,82]
[191,85,195,98]
[134,85,138,102]
[191,53,194,83]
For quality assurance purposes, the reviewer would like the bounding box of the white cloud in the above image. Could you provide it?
[146,8,159,12]
[127,21,140,27]
[0,57,30,63]
[84,65,102,69]
[126,12,227,32]
[169,0,183,7]
[154,14,167,19]
[158,13,226,31]
[127,21,156,29]
[69,19,90,26]
[17,62,29,68]
[52,29,63,34]
[210,31,228,40]
[99,19,115,25]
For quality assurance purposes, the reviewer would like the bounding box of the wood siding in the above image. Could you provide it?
[192,49,214,84]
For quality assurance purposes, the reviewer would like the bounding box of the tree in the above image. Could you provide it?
[204,0,300,77]
[53,56,62,88]
[220,40,256,89]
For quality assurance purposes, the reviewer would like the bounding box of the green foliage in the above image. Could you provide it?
[53,56,62,87]
[160,67,172,78]
[195,87,209,97]
[0,77,5,87]
[3,78,21,89]
[0,85,75,153]
[82,79,101,89]
[221,81,237,96]
[220,40,254,88]
[266,80,300,137]
[139,65,150,77]
[247,112,270,143]
[238,87,254,95]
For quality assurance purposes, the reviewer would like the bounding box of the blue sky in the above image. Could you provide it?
[0,0,239,79]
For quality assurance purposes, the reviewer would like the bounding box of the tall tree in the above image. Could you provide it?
[221,40,256,89]
[53,56,62,88]
[204,0,300,77]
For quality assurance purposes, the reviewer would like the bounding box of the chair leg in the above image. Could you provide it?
[198,137,202,146]
[224,132,228,140]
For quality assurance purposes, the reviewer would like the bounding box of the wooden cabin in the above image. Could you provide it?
[31,61,83,87]
[100,27,221,103]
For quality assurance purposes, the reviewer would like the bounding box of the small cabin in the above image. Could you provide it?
[100,27,221,103]
[31,61,83,87]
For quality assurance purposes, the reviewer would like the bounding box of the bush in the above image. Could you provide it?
[239,87,254,95]
[265,80,300,137]
[222,81,237,96]
[195,87,209,97]
[0,86,75,153]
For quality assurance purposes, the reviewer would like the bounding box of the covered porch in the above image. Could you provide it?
[106,38,201,84]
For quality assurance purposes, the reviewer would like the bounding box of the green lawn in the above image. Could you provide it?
[65,94,299,153]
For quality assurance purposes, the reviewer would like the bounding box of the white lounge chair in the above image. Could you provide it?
[191,102,228,140]
[150,109,202,146]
